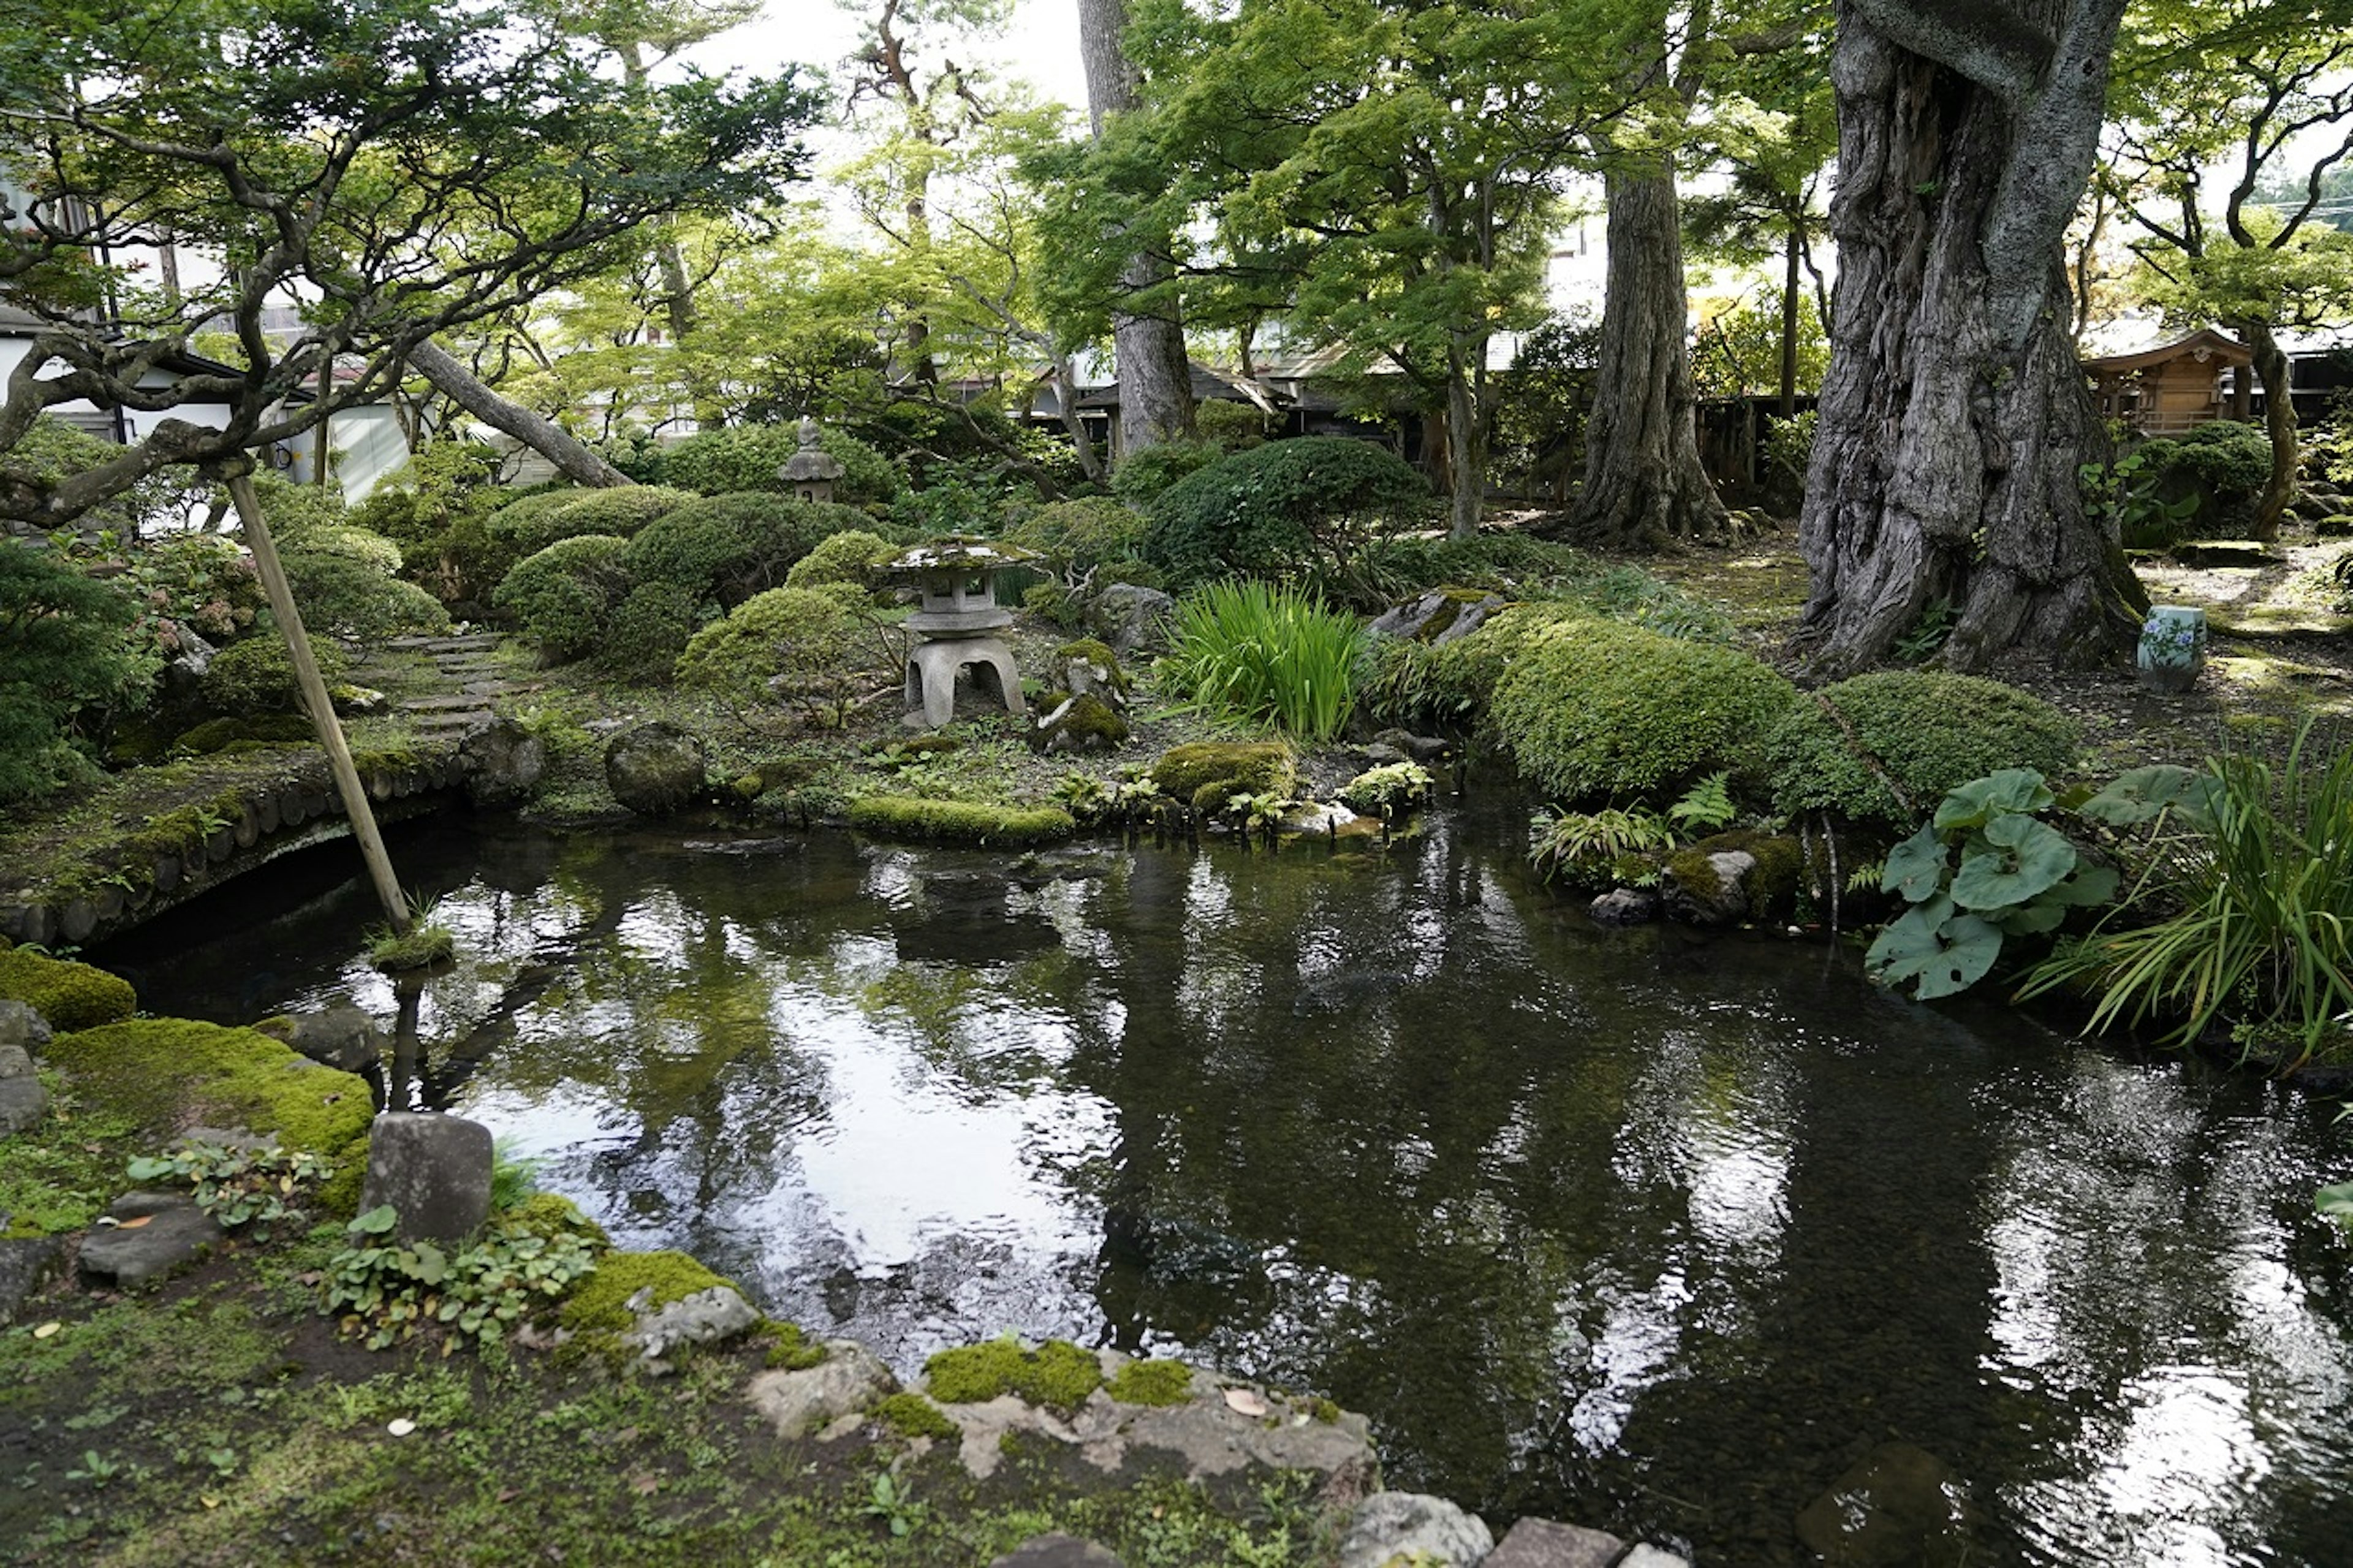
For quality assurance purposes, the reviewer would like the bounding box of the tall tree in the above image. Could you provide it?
[1077,0,1197,456]
[0,0,816,528]
[1793,1,2146,674]
[2104,0,2353,540]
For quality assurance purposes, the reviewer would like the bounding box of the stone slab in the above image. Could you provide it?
[0,1237,64,1324]
[746,1339,896,1438]
[360,1112,493,1243]
[0,1075,50,1135]
[989,1536,1126,1568]
[1483,1517,1626,1568]
[77,1197,224,1287]
[1335,1492,1493,1568]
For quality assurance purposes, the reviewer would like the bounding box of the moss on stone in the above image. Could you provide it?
[873,1390,960,1439]
[1044,693,1130,750]
[44,1018,371,1168]
[1309,1396,1343,1425]
[1147,741,1294,800]
[762,1319,828,1371]
[846,795,1076,847]
[924,1335,1104,1412]
[1665,831,1806,922]
[557,1248,740,1336]
[1190,778,1253,816]
[1107,1357,1193,1406]
[506,1191,611,1251]
[0,947,138,1031]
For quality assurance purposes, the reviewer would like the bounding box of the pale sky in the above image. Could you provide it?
[689,1,1090,121]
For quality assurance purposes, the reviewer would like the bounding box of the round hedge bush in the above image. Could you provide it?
[783,529,898,594]
[603,581,704,680]
[623,495,875,608]
[279,550,450,640]
[200,634,350,716]
[493,534,633,663]
[675,584,868,711]
[1005,498,1148,580]
[1762,670,2082,827]
[1489,616,1797,805]
[1143,436,1429,591]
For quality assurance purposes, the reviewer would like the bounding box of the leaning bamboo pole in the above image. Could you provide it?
[225,471,411,934]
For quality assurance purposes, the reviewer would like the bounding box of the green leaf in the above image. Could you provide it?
[124,1156,175,1181]
[2044,862,2120,907]
[1993,901,2068,936]
[2319,1182,2353,1225]
[1865,895,2006,999]
[2075,764,2211,828]
[349,1205,398,1235]
[1933,768,2053,832]
[1949,813,2076,909]
[406,1244,449,1286]
[1881,825,1949,902]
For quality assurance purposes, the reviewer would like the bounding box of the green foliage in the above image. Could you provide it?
[602,581,704,680]
[1667,771,1739,834]
[1529,804,1679,888]
[556,1249,733,1338]
[1338,761,1434,819]
[367,918,456,973]
[2022,724,2353,1066]
[846,796,1077,847]
[1005,498,1150,583]
[124,1139,324,1233]
[623,494,873,608]
[540,485,700,539]
[1106,1358,1194,1406]
[1,415,209,539]
[346,442,505,558]
[645,423,904,504]
[675,584,868,719]
[0,542,151,808]
[1357,602,1579,735]
[0,947,138,1031]
[783,529,898,594]
[2124,423,2275,539]
[44,1020,373,1171]
[1108,439,1222,505]
[1691,292,1829,401]
[1315,530,1592,611]
[1866,770,2116,1001]
[133,532,268,642]
[449,489,672,605]
[1194,399,1268,451]
[325,1200,600,1352]
[2083,447,2202,551]
[1145,741,1297,801]
[924,1336,1104,1412]
[1764,672,2083,827]
[199,635,350,716]
[1143,437,1429,591]
[1490,616,1796,805]
[279,549,452,640]
[873,1391,960,1440]
[1761,411,1819,495]
[493,534,634,662]
[1159,580,1370,742]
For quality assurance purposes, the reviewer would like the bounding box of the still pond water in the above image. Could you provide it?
[107,798,2353,1566]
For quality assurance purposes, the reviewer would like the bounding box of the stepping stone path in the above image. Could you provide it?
[373,634,540,741]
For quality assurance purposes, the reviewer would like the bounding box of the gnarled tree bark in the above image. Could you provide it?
[1796,0,2145,674]
[1078,0,1195,455]
[406,339,632,488]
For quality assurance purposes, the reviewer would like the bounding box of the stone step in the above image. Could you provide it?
[388,634,504,651]
[404,694,502,713]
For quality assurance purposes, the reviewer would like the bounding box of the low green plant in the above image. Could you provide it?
[924,1335,1104,1412]
[1107,1358,1194,1406]
[873,1391,959,1440]
[861,1470,928,1539]
[1666,771,1738,834]
[1529,804,1679,887]
[1764,671,2082,828]
[2020,725,2353,1066]
[846,795,1077,847]
[366,911,456,973]
[1338,761,1434,819]
[1865,769,2117,1001]
[199,635,350,717]
[324,1201,599,1351]
[124,1139,324,1233]
[1159,580,1368,743]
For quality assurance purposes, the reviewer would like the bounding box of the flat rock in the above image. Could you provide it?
[360,1112,493,1243]
[77,1196,224,1287]
[255,1005,384,1074]
[746,1339,895,1438]
[1795,1441,1979,1568]
[0,1236,64,1324]
[990,1536,1126,1568]
[621,1284,760,1362]
[1482,1517,1626,1568]
[0,1075,48,1135]
[1617,1548,1694,1568]
[1334,1491,1494,1568]
[1588,887,1660,926]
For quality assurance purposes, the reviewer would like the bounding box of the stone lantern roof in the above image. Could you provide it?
[776,416,846,487]
[881,536,1038,578]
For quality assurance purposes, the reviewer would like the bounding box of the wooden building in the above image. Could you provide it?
[2082,328,2254,434]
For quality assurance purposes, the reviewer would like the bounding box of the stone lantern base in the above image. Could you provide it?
[905,635,1025,729]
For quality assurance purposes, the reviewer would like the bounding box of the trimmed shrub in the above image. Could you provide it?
[536,485,699,539]
[649,423,904,505]
[0,947,137,1031]
[1764,671,2082,827]
[624,495,874,609]
[1358,602,1582,735]
[0,542,149,809]
[276,523,403,576]
[453,486,690,604]
[1109,438,1222,505]
[200,634,350,716]
[1195,398,1268,452]
[1143,436,1430,591]
[675,585,868,717]
[847,797,1077,847]
[783,529,897,594]
[493,534,633,663]
[602,580,703,680]
[2133,420,2273,538]
[1490,616,1797,804]
[279,550,451,640]
[1005,498,1149,581]
[346,440,504,556]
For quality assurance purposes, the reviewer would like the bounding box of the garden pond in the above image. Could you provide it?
[100,795,2353,1566]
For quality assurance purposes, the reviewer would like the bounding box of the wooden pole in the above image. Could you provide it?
[225,471,412,934]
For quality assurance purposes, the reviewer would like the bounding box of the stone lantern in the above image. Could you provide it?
[885,536,1034,729]
[777,415,845,503]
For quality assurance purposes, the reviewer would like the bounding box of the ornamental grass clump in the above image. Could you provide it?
[1159,580,1368,743]
[2020,723,2353,1067]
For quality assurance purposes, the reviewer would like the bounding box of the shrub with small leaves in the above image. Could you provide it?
[1764,671,2080,828]
[324,1199,600,1351]
[493,534,633,662]
[125,1140,323,1233]
[200,635,350,716]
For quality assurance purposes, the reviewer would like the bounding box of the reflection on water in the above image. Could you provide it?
[109,801,2353,1566]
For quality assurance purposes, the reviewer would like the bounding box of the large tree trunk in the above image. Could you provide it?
[1564,158,1727,546]
[1779,219,1803,417]
[406,339,632,488]
[1078,0,1195,455]
[1443,353,1487,537]
[2238,319,2295,542]
[1794,2,2144,675]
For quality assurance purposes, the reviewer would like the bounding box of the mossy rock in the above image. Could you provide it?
[762,1319,828,1371]
[1037,692,1131,753]
[1661,830,1806,926]
[873,1390,960,1439]
[846,796,1076,847]
[506,1191,611,1251]
[1146,741,1295,800]
[557,1248,741,1337]
[1107,1357,1194,1406]
[44,1019,373,1207]
[0,948,137,1031]
[924,1336,1104,1413]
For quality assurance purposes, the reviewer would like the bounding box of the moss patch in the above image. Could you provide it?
[556,1248,739,1336]
[874,1390,960,1439]
[1146,741,1295,800]
[847,796,1076,847]
[1106,1358,1193,1406]
[924,1336,1104,1413]
[0,947,138,1031]
[762,1319,827,1371]
[44,1018,370,1155]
